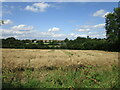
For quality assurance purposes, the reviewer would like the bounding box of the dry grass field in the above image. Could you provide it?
[2,49,119,88]
[2,49,118,69]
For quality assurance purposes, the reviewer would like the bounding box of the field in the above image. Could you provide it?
[2,49,119,88]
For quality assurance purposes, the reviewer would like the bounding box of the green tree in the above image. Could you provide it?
[105,7,120,43]
[0,20,4,25]
[105,7,120,51]
[64,38,69,42]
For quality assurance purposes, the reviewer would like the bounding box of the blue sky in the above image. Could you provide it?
[1,2,118,40]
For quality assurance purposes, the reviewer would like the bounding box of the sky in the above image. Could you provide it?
[1,2,118,40]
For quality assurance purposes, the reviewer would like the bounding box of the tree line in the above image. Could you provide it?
[1,7,120,52]
[1,36,119,52]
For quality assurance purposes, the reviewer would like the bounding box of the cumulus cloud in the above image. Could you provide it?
[25,2,50,12]
[87,31,106,38]
[2,29,22,35]
[1,26,105,39]
[76,23,105,32]
[11,24,34,31]
[93,9,110,18]
[48,27,60,32]
[1,23,106,39]
[2,29,36,39]
[39,32,65,38]
[70,33,75,36]
[75,23,106,38]
[89,34,106,38]
[68,33,87,39]
[93,23,105,28]
[52,33,64,37]
[76,28,90,32]
[1,24,34,39]
[1,25,65,39]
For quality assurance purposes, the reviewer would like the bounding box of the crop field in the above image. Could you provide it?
[2,49,119,88]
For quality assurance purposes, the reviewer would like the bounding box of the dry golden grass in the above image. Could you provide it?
[2,49,118,70]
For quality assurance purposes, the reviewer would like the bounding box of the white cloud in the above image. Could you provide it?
[68,33,87,38]
[88,32,98,34]
[1,22,106,39]
[76,28,90,32]
[93,9,105,17]
[1,26,105,39]
[75,23,106,38]
[2,29,22,35]
[52,33,65,37]
[76,23,105,32]
[1,25,65,39]
[89,34,106,38]
[93,9,110,18]
[93,23,105,28]
[25,2,50,12]
[25,5,38,12]
[39,32,65,38]
[2,24,34,35]
[70,33,75,36]
[48,27,60,32]
[103,12,110,18]
[87,31,106,38]
[1,27,37,39]
[1,24,34,38]
[11,24,34,31]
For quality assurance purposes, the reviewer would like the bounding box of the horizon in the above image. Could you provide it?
[1,2,118,40]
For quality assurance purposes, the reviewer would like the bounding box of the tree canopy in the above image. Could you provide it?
[105,7,120,51]
[105,7,120,43]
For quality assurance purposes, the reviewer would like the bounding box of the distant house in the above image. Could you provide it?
[30,40,64,44]
[43,40,50,43]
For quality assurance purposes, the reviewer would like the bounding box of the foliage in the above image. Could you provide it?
[105,8,120,43]
[1,36,119,51]
[2,65,119,88]
[105,7,120,51]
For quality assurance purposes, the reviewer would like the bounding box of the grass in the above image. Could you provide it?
[63,51,74,56]
[2,49,118,88]
[2,64,119,88]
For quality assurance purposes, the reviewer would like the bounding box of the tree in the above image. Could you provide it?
[0,20,4,25]
[64,38,69,42]
[22,39,31,43]
[2,37,25,48]
[87,36,90,39]
[105,7,120,43]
